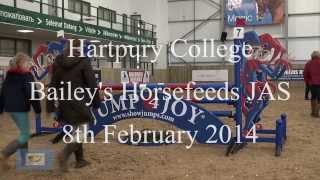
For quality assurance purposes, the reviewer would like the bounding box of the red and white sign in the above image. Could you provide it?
[121,70,150,83]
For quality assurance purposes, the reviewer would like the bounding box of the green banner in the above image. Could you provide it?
[0,4,155,45]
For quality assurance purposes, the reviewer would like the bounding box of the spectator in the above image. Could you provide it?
[47,39,100,174]
[304,51,320,117]
[0,53,41,170]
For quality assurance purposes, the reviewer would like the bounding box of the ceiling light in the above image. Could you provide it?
[17,30,34,33]
[90,40,101,43]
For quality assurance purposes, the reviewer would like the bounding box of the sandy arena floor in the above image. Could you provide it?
[0,83,319,180]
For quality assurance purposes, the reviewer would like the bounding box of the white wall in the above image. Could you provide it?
[0,57,11,66]
[287,0,320,60]
[169,0,226,63]
[129,0,169,69]
[288,0,320,14]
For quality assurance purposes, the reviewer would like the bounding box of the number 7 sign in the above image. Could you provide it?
[233,27,244,39]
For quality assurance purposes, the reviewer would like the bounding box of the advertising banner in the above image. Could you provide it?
[0,4,155,45]
[278,69,304,81]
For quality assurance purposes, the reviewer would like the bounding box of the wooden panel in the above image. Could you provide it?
[101,68,121,83]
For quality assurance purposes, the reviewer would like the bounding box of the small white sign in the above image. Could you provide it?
[57,30,64,38]
[143,71,150,83]
[233,27,244,39]
[121,71,130,83]
[121,71,150,83]
[192,70,228,82]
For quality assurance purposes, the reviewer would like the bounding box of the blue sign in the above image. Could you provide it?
[225,0,284,26]
[90,93,230,144]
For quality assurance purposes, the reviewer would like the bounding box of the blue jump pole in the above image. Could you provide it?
[234,37,244,142]
[35,115,42,134]
[281,114,287,141]
[275,119,284,156]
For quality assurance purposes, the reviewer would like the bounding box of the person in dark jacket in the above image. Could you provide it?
[0,53,41,170]
[47,39,100,173]
[304,51,320,117]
